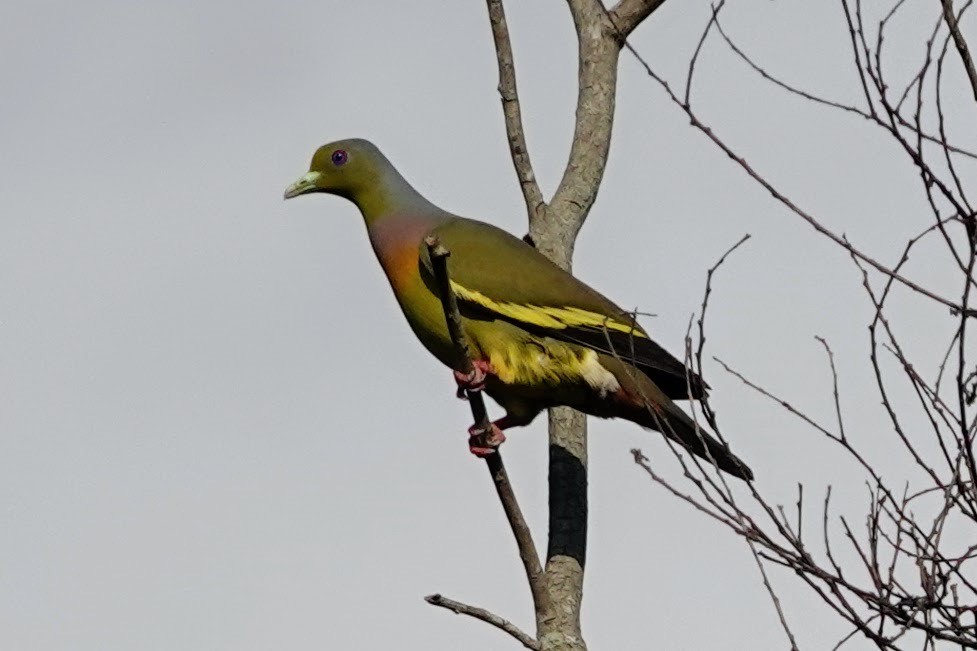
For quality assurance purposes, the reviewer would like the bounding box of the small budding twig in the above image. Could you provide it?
[422,235,546,645]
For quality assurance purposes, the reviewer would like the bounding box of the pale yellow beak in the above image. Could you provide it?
[283,171,322,200]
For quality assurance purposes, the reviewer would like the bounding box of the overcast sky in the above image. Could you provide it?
[3,1,975,649]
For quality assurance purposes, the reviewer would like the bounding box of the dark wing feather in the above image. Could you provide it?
[552,324,707,399]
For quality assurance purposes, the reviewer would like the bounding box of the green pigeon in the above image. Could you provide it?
[284,139,753,480]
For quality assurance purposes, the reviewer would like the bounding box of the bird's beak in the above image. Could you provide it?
[283,171,322,200]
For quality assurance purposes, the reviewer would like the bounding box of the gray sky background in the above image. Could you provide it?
[2,1,975,649]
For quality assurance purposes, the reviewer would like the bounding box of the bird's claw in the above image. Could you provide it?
[453,361,490,399]
[468,423,506,457]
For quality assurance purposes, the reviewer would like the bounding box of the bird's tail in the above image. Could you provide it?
[598,353,753,481]
[639,400,754,481]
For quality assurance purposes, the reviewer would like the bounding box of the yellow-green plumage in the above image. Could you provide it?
[284,138,753,480]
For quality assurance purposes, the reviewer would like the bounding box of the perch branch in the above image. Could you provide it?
[423,236,548,623]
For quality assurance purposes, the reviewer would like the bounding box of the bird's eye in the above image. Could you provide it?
[331,149,348,166]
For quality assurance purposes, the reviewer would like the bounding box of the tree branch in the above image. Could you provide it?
[608,0,668,38]
[425,594,540,650]
[423,237,548,618]
[940,0,977,104]
[485,0,545,221]
[617,38,977,318]
[712,17,977,160]
[540,0,622,268]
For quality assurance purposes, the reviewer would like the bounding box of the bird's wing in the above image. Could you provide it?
[421,217,706,399]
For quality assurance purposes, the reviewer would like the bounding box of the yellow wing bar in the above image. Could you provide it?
[451,281,647,337]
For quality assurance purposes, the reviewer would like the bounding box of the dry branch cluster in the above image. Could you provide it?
[624,2,977,649]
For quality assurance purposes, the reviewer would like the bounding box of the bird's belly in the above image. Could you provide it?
[466,321,621,396]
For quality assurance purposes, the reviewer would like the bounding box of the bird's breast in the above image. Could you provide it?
[368,218,457,365]
[367,216,430,291]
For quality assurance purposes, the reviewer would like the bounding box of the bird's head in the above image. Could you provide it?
[283,138,386,202]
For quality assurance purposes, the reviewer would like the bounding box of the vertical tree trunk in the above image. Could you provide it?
[529,8,621,649]
[432,1,669,647]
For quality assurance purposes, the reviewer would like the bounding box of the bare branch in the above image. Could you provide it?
[608,0,668,38]
[941,0,977,104]
[631,448,743,529]
[815,337,847,442]
[744,540,802,651]
[425,594,540,650]
[485,0,545,221]
[840,0,878,116]
[618,38,977,317]
[541,0,622,267]
[713,18,977,160]
[685,0,726,107]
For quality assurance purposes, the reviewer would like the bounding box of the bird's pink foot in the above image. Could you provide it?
[468,422,507,457]
[453,360,492,399]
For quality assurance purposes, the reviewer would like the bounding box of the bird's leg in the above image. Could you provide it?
[453,359,492,399]
[467,421,506,457]
[468,414,523,457]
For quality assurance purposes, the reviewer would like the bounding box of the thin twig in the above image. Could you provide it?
[618,38,977,317]
[713,19,977,160]
[744,539,802,651]
[815,336,847,442]
[684,0,726,107]
[424,594,540,650]
[941,0,977,104]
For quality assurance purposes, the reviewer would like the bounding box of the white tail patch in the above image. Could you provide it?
[579,350,621,398]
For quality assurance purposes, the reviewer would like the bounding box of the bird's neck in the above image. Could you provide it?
[353,167,440,228]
